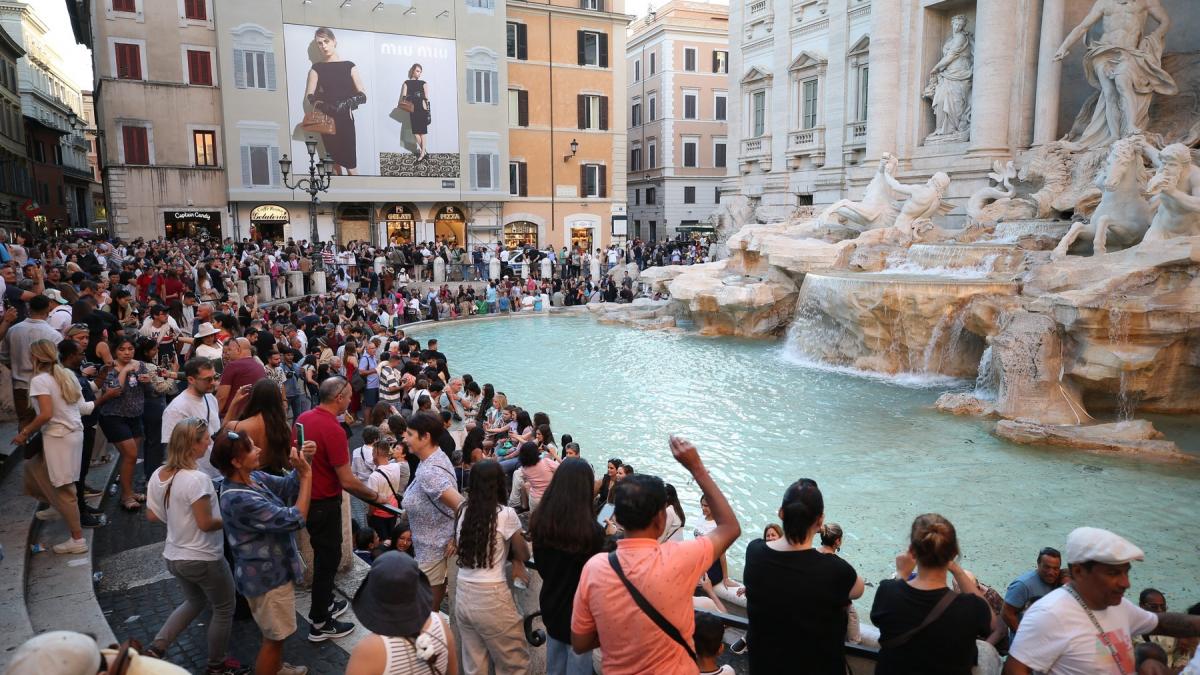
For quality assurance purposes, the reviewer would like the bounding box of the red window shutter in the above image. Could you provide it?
[123,126,148,165]
[115,43,142,80]
[184,0,207,20]
[188,50,212,86]
[113,0,136,12]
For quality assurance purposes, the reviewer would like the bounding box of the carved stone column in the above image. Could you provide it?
[864,0,901,161]
[968,0,1020,155]
[1033,0,1066,144]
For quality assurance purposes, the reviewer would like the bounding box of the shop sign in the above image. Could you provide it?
[250,204,290,222]
[165,210,219,223]
[386,205,415,221]
[435,206,464,221]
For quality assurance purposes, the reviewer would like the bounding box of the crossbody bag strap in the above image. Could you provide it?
[375,468,401,502]
[879,588,960,649]
[1065,584,1130,675]
[606,551,697,661]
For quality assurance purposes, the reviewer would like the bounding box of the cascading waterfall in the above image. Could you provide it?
[1106,306,1139,421]
[973,345,998,400]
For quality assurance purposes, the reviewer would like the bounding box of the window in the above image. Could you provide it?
[633,189,640,205]
[54,145,63,165]
[469,152,500,190]
[649,52,656,74]
[856,66,870,121]
[468,69,499,104]
[714,186,721,203]
[466,0,494,9]
[713,50,728,73]
[684,47,696,72]
[684,186,695,204]
[184,0,206,20]
[577,31,608,67]
[238,50,274,89]
[115,42,142,80]
[630,145,642,171]
[648,93,656,122]
[683,91,697,120]
[509,89,529,127]
[577,94,608,130]
[631,101,642,127]
[646,187,656,205]
[193,130,217,166]
[506,22,528,60]
[122,126,149,165]
[752,90,766,137]
[581,164,606,198]
[581,0,603,9]
[112,0,136,12]
[802,78,818,129]
[714,141,726,168]
[243,146,276,186]
[715,93,727,121]
[648,140,657,168]
[508,161,527,196]
[634,59,640,82]
[186,49,213,86]
[683,138,697,167]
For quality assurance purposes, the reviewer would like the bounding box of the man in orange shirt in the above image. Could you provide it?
[572,436,741,674]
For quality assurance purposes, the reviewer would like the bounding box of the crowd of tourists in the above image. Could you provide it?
[2,227,1199,675]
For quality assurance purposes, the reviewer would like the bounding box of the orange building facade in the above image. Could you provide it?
[502,0,629,254]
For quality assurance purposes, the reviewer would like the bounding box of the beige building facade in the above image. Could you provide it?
[502,0,630,253]
[627,0,727,241]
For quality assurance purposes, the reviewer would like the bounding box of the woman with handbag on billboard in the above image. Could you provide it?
[398,64,431,162]
[303,27,366,175]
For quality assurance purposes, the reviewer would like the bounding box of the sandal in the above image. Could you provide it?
[133,493,147,503]
[121,497,142,512]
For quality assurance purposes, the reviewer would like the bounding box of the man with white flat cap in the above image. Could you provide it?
[1004,526,1200,675]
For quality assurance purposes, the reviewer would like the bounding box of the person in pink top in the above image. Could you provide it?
[571,436,741,675]
[508,441,559,512]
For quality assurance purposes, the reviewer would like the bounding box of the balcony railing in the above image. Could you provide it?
[748,0,768,15]
[740,135,771,162]
[845,121,867,147]
[787,127,825,155]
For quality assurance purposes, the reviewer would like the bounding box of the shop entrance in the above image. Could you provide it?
[250,204,289,242]
[337,203,371,245]
[504,221,538,249]
[570,226,594,253]
[382,203,418,246]
[433,205,466,247]
[164,210,222,241]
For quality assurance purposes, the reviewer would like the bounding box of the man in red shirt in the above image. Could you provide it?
[572,437,741,674]
[294,376,377,642]
[215,337,265,418]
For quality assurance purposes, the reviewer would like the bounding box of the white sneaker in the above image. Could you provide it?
[278,664,309,675]
[34,508,60,521]
[52,538,88,554]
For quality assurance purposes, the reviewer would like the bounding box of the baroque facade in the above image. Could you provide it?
[724,0,1200,225]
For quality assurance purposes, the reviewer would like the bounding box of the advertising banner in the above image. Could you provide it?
[283,24,460,178]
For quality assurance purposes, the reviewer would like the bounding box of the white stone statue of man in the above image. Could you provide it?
[1055,0,1176,148]
[1140,142,1200,241]
[924,14,973,143]
[882,169,953,235]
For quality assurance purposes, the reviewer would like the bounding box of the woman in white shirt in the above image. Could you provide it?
[453,460,530,674]
[144,418,238,673]
[14,340,96,554]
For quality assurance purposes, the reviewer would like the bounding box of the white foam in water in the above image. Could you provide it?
[872,256,1002,280]
[779,345,969,389]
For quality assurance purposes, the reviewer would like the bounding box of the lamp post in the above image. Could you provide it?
[279,138,334,248]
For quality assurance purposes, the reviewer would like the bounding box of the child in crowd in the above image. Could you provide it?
[350,425,381,482]
[366,438,408,541]
[694,611,735,675]
[354,527,379,564]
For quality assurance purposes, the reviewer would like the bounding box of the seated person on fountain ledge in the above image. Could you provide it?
[1002,527,1200,675]
[1002,547,1064,635]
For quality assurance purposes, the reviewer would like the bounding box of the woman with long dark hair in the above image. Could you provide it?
[593,457,622,513]
[96,334,152,511]
[453,459,530,674]
[476,384,495,424]
[530,458,603,675]
[224,379,292,474]
[134,338,169,480]
[306,27,366,175]
[743,478,865,673]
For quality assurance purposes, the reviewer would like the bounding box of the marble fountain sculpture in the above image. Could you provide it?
[599,0,1200,457]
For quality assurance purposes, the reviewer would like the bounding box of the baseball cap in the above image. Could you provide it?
[6,631,100,675]
[1065,526,1145,565]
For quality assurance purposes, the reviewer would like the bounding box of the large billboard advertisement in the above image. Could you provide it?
[283,24,460,178]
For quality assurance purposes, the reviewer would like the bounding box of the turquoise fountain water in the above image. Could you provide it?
[410,315,1200,612]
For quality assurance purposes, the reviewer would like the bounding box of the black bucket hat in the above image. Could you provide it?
[352,551,433,637]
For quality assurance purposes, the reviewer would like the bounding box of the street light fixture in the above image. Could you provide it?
[279,137,334,249]
[564,138,579,162]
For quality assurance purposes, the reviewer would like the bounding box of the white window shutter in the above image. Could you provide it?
[490,154,499,190]
[233,49,246,88]
[265,52,277,91]
[240,145,252,187]
[489,71,498,105]
[469,153,478,189]
[467,70,476,104]
[269,146,281,186]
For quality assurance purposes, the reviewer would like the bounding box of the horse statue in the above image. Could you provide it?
[818,153,900,231]
[1141,143,1200,241]
[1052,136,1153,259]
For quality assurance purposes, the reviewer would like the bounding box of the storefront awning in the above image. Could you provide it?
[676,225,716,232]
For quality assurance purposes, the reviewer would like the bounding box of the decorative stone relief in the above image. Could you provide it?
[1056,0,1177,148]
[923,15,973,144]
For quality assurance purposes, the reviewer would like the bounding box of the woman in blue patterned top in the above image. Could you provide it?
[212,429,314,675]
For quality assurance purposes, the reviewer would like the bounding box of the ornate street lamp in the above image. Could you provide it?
[279,138,334,248]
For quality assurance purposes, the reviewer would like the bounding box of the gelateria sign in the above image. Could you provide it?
[250,205,290,222]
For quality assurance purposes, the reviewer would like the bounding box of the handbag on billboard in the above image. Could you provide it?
[301,109,337,135]
[397,99,415,113]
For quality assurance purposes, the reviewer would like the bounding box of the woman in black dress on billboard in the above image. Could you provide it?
[304,27,366,175]
[399,64,431,161]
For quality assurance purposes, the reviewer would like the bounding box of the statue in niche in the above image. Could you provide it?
[923,14,973,144]
[1141,142,1200,240]
[1055,0,1176,149]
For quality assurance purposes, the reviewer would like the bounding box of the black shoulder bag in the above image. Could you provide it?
[879,589,959,649]
[607,551,697,661]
